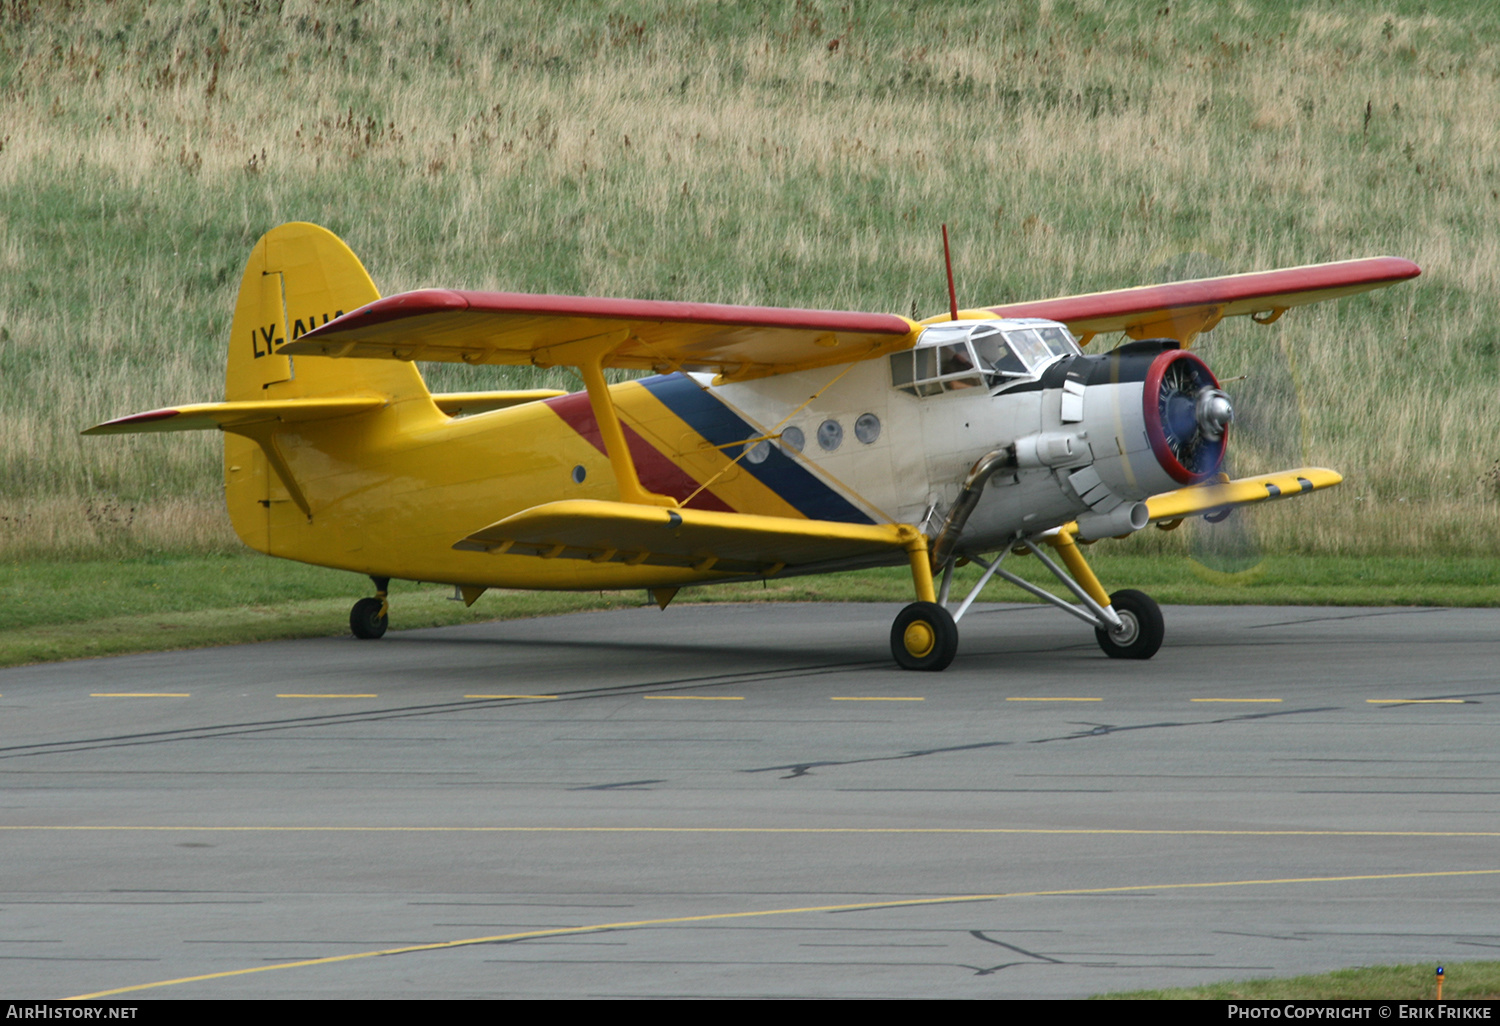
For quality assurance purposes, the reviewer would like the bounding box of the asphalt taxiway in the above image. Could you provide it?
[1,602,1496,998]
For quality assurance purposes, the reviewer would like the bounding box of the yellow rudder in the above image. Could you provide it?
[223,222,432,551]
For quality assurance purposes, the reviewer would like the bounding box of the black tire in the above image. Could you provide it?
[350,597,388,640]
[890,601,958,671]
[1094,589,1163,660]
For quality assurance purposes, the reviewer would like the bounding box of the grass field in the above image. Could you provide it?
[2,0,1498,562]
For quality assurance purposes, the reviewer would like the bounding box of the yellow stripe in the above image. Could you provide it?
[275,693,378,699]
[1367,699,1468,704]
[642,695,744,701]
[90,693,190,698]
[1191,698,1282,703]
[70,868,1500,999]
[1005,697,1102,702]
[10,825,1499,837]
[464,694,557,699]
[830,697,924,701]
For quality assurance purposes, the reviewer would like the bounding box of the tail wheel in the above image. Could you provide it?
[891,601,958,671]
[350,597,388,640]
[1094,589,1163,660]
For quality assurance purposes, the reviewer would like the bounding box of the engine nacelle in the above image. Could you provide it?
[1059,341,1233,509]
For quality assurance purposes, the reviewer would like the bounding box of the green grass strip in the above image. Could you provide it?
[1095,960,1500,1000]
[4,551,1498,668]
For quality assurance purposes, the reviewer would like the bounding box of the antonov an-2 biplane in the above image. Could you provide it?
[87,223,1419,669]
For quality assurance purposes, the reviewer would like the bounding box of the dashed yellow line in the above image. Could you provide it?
[90,693,190,698]
[10,825,1498,837]
[70,867,1500,1000]
[1005,697,1102,702]
[830,697,924,702]
[642,695,744,701]
[1367,699,1468,705]
[1191,698,1282,703]
[465,694,557,699]
[275,694,378,699]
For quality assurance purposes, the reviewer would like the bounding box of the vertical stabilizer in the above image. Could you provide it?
[223,223,432,551]
[225,222,428,402]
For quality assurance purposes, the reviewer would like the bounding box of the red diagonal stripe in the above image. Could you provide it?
[544,393,735,513]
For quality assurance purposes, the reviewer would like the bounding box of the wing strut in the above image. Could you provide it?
[569,332,677,508]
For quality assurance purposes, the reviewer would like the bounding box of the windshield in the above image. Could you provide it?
[891,320,1079,396]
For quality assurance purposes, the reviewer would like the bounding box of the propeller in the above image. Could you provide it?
[1145,251,1308,576]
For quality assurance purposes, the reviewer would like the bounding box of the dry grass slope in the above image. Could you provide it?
[2,0,1496,557]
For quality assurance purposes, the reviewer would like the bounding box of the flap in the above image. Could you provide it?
[1145,467,1342,522]
[280,290,919,380]
[454,499,921,575]
[83,397,386,435]
[987,257,1419,343]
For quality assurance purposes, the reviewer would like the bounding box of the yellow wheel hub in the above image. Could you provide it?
[903,621,936,659]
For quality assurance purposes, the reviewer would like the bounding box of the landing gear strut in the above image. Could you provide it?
[350,576,389,639]
[909,524,1165,670]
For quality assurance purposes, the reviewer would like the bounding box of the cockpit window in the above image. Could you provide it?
[1036,325,1078,358]
[891,319,1079,396]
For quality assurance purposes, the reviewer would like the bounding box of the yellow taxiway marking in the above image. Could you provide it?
[71,867,1500,999]
[89,693,191,698]
[830,697,924,702]
[1191,698,1282,703]
[1005,697,1102,702]
[464,694,557,700]
[642,695,744,701]
[1367,699,1468,704]
[15,825,1498,838]
[275,694,378,699]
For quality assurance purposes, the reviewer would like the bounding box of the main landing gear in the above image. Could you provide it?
[350,576,389,639]
[888,527,1164,670]
[891,601,959,671]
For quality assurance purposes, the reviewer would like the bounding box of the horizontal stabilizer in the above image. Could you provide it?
[432,390,568,417]
[1145,467,1342,522]
[454,499,920,576]
[280,290,917,380]
[83,398,385,435]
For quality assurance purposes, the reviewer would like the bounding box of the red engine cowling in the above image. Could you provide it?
[1143,350,1232,485]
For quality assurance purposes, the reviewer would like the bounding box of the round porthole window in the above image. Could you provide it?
[854,413,881,444]
[743,439,770,464]
[817,419,843,452]
[780,426,805,452]
[571,465,587,484]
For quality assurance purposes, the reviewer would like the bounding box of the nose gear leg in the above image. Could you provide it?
[934,526,1164,660]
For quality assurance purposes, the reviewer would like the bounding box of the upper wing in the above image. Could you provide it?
[280,290,918,381]
[984,257,1419,345]
[278,256,1417,379]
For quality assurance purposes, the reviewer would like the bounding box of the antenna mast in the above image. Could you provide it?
[942,224,958,321]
